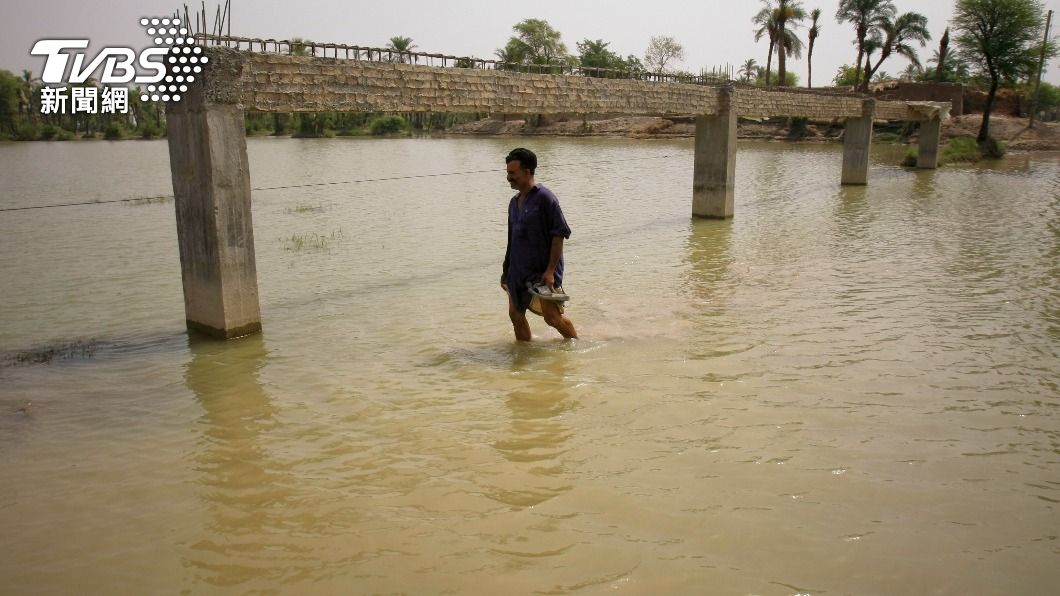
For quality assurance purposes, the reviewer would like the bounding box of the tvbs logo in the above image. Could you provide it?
[31,17,208,110]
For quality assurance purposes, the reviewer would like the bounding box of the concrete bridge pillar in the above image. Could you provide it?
[166,90,262,339]
[916,117,942,169]
[842,99,875,185]
[692,87,737,218]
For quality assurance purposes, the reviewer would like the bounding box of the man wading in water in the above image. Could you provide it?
[501,148,579,341]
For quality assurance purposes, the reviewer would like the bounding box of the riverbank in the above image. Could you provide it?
[446,113,1060,151]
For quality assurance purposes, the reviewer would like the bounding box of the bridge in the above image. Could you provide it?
[166,37,951,339]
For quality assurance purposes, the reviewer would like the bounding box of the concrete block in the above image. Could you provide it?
[692,94,737,218]
[166,89,261,339]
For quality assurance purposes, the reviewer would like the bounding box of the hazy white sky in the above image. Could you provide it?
[2,0,1057,85]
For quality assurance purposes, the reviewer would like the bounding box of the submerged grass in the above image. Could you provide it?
[282,228,344,252]
[2,339,99,367]
[942,136,982,164]
[284,203,326,214]
[900,136,1008,167]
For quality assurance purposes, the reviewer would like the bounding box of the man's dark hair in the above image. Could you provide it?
[505,147,537,175]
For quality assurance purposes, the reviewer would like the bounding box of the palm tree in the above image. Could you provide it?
[861,34,883,87]
[807,8,822,88]
[836,0,896,89]
[739,58,759,83]
[494,42,525,71]
[860,12,931,91]
[777,16,806,85]
[775,0,807,87]
[386,36,416,63]
[934,27,950,83]
[753,0,779,86]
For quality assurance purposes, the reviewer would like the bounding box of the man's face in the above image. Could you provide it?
[506,160,531,190]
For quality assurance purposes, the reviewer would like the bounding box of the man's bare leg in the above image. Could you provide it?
[540,301,578,339]
[508,294,532,342]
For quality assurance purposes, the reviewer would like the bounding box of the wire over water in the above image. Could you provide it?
[0,154,683,213]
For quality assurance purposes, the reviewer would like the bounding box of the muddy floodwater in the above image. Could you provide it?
[1,137,1058,594]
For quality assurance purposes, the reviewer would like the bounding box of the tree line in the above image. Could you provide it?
[1,0,1055,145]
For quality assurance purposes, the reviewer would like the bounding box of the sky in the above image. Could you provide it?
[2,0,1058,86]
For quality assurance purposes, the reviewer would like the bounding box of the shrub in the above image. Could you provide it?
[788,116,810,138]
[140,122,162,139]
[941,136,980,164]
[14,123,40,141]
[40,124,59,140]
[980,136,1006,159]
[104,122,125,139]
[368,114,406,136]
[901,147,918,167]
[54,129,74,141]
[875,132,900,143]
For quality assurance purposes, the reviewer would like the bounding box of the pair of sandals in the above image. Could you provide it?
[527,281,570,303]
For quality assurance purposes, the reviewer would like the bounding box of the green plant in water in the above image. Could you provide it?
[4,339,99,367]
[901,147,918,167]
[368,114,407,136]
[282,228,344,252]
[941,135,981,164]
[980,136,1005,159]
[285,203,325,214]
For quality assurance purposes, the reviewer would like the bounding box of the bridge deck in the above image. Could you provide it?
[198,47,948,121]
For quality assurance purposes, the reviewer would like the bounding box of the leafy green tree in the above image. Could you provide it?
[953,0,1049,142]
[1033,81,1060,116]
[833,64,860,86]
[836,0,897,89]
[644,35,685,73]
[756,67,799,87]
[290,37,314,57]
[0,70,22,136]
[807,8,822,87]
[386,36,417,63]
[497,19,568,67]
[494,42,524,68]
[577,39,627,74]
[860,11,931,90]
[623,54,646,75]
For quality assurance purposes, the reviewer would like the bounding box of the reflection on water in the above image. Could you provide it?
[488,346,574,509]
[184,333,293,587]
[1,139,1059,594]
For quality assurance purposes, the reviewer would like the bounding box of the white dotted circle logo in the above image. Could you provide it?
[139,16,202,103]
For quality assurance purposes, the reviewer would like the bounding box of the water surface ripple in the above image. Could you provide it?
[1,138,1058,594]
